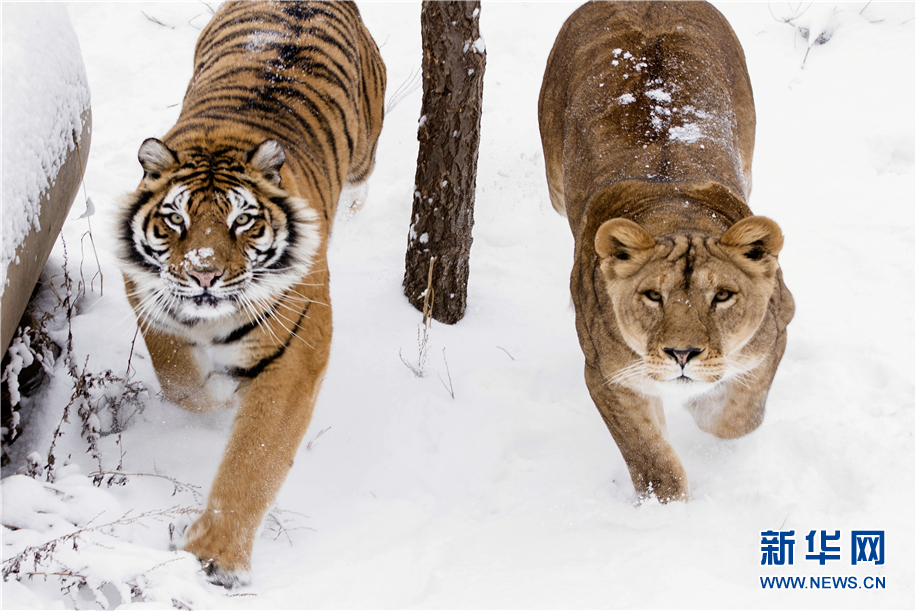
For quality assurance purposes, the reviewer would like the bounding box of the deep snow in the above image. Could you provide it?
[1,2,913,609]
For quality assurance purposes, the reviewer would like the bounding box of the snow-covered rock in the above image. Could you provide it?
[1,4,91,353]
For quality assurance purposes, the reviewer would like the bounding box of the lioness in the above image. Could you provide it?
[538,1,794,502]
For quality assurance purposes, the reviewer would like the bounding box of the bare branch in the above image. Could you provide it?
[141,10,174,29]
[89,471,203,504]
[496,346,515,361]
[306,426,332,451]
[437,348,455,399]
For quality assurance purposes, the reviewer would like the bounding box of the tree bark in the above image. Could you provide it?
[403,0,485,325]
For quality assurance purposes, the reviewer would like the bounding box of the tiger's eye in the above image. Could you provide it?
[234,213,252,226]
[169,213,184,226]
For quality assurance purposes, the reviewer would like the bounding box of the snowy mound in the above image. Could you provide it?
[1,4,91,296]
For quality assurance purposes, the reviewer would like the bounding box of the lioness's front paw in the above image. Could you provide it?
[634,470,689,503]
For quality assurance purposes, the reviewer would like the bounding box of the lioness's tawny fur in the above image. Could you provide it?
[538,1,794,502]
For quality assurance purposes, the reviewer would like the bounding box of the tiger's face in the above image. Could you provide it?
[120,138,320,334]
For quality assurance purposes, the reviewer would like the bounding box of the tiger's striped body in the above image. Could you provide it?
[118,1,385,586]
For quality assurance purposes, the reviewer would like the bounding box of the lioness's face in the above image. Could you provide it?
[596,217,783,399]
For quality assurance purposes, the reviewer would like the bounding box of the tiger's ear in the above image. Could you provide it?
[248,139,285,185]
[138,138,178,177]
[720,216,784,261]
[595,218,655,260]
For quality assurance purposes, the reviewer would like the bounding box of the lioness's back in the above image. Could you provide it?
[539,1,755,224]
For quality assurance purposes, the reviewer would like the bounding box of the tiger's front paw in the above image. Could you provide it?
[184,513,252,589]
[198,557,252,589]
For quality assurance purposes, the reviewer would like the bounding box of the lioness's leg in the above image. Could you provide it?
[689,330,787,439]
[584,364,688,502]
[689,362,780,440]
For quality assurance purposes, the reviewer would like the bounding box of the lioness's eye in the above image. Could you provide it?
[168,213,184,226]
[234,213,252,227]
[644,290,663,303]
[713,289,734,303]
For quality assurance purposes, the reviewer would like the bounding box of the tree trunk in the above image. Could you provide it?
[403,0,485,325]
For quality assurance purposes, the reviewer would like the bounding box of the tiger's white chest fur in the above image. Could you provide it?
[190,339,244,405]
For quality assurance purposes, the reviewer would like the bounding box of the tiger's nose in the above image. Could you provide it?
[663,347,704,367]
[187,269,223,288]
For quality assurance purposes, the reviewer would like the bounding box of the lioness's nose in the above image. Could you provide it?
[663,347,703,367]
[188,269,223,288]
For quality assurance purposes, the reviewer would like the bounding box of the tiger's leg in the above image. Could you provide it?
[338,181,370,219]
[125,278,224,413]
[338,26,385,221]
[141,331,223,413]
[584,363,688,502]
[182,290,331,587]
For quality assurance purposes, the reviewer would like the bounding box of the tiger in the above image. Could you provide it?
[117,1,385,587]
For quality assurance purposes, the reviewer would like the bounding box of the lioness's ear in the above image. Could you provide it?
[248,139,285,185]
[720,216,784,260]
[138,138,178,176]
[595,218,655,260]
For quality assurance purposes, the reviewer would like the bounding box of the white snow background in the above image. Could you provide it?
[1,2,913,608]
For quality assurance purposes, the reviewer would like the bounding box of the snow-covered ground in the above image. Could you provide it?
[2,2,913,608]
